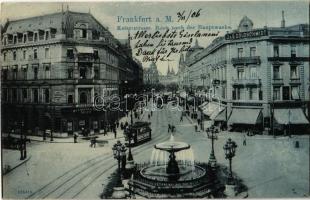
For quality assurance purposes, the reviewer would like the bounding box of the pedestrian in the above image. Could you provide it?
[103,127,107,136]
[194,125,198,132]
[168,124,171,133]
[116,121,119,128]
[243,134,247,146]
[74,133,78,143]
[172,125,175,133]
[151,110,153,116]
[125,121,128,128]
[180,115,183,122]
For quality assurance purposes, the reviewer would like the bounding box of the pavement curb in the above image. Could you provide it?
[3,155,31,175]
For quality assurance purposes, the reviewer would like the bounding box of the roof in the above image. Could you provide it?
[3,11,112,39]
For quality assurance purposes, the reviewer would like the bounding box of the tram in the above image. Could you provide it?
[124,121,152,147]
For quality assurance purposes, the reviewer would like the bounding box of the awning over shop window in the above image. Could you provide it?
[76,46,94,54]
[203,102,221,116]
[229,108,262,124]
[210,107,225,121]
[274,108,309,125]
[214,109,226,121]
[199,102,208,109]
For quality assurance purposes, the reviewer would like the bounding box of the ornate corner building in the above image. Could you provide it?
[1,10,143,136]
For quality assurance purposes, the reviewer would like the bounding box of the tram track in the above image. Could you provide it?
[27,108,169,199]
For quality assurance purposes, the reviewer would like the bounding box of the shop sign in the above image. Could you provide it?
[225,29,268,40]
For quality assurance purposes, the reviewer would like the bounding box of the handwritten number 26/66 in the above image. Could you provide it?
[177,9,201,22]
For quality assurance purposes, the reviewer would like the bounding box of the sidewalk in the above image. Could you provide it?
[2,149,31,175]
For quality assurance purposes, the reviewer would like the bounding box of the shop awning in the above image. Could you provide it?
[274,108,309,125]
[210,107,226,121]
[214,109,226,121]
[229,108,262,124]
[199,102,208,109]
[203,102,220,116]
[76,46,94,54]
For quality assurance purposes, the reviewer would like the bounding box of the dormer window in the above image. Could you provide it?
[34,32,38,42]
[23,34,27,43]
[13,35,17,44]
[45,31,49,40]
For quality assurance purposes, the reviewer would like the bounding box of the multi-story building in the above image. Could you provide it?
[143,62,159,85]
[1,10,142,136]
[179,13,309,134]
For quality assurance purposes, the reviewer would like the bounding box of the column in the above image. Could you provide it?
[75,87,79,104]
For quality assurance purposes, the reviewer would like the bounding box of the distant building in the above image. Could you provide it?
[143,62,159,84]
[159,63,178,86]
[1,10,142,136]
[178,13,310,134]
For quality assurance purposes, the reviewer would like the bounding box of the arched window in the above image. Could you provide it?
[80,92,87,104]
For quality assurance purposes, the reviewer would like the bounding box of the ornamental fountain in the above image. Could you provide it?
[128,134,224,198]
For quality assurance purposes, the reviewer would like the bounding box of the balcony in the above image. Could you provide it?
[268,57,308,63]
[231,56,261,66]
[290,78,301,85]
[232,78,261,86]
[272,78,284,85]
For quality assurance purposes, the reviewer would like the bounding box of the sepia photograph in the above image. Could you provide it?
[1,0,309,199]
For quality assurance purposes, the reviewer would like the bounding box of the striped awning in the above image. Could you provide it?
[274,108,309,125]
[210,106,225,120]
[203,102,220,116]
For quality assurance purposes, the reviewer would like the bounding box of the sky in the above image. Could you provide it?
[1,1,309,75]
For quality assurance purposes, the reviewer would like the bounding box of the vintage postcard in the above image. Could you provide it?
[1,0,309,199]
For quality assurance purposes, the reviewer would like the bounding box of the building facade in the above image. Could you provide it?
[179,14,310,134]
[143,62,159,85]
[1,10,143,136]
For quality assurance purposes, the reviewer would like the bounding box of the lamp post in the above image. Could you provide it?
[223,138,238,185]
[125,126,135,173]
[206,125,218,168]
[111,140,127,199]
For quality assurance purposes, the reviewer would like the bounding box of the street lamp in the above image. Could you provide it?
[223,138,238,185]
[206,125,218,168]
[125,126,135,173]
[111,141,128,199]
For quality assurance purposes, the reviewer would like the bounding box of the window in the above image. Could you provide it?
[274,45,279,57]
[273,66,281,79]
[13,51,17,60]
[34,33,38,42]
[282,86,290,100]
[13,35,17,44]
[3,52,6,61]
[45,31,49,40]
[22,89,27,102]
[250,47,256,57]
[250,67,257,78]
[12,68,17,80]
[33,89,39,103]
[34,49,38,59]
[67,49,74,59]
[33,66,38,79]
[237,68,245,79]
[291,86,300,100]
[238,48,243,58]
[81,29,87,38]
[44,65,50,79]
[94,50,99,60]
[273,87,281,100]
[68,95,73,104]
[2,69,8,80]
[291,45,296,58]
[44,88,50,103]
[79,92,87,104]
[22,66,27,79]
[23,34,27,43]
[290,66,298,79]
[80,67,86,79]
[45,48,50,58]
[23,50,26,60]
[94,68,99,79]
[67,69,73,79]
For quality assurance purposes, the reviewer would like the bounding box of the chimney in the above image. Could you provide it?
[281,10,285,28]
